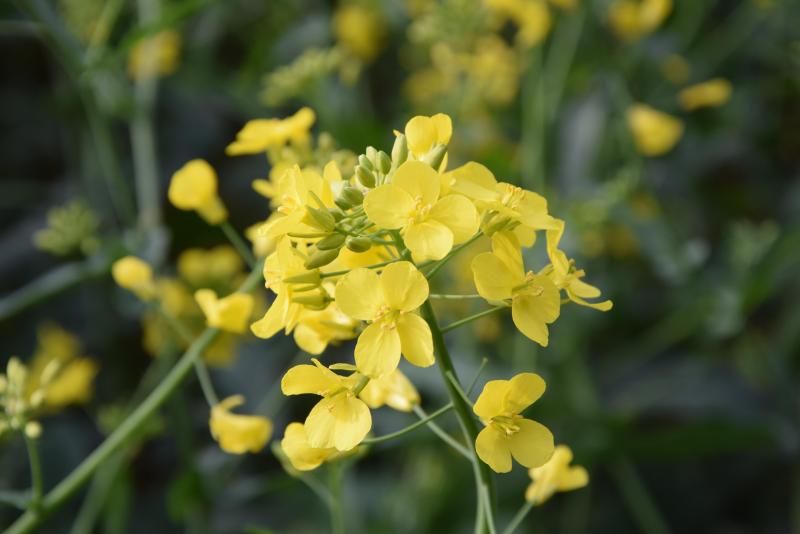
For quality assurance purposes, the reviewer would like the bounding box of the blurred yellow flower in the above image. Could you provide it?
[209,395,272,454]
[364,161,478,262]
[678,78,733,111]
[168,159,228,225]
[281,359,372,451]
[195,289,254,334]
[333,4,386,62]
[280,421,338,471]
[335,261,434,378]
[226,108,315,156]
[526,444,588,504]
[178,246,243,288]
[485,0,552,48]
[42,358,98,407]
[609,0,672,41]
[128,30,181,80]
[472,232,560,346]
[626,103,683,156]
[112,256,156,300]
[473,372,554,473]
[359,369,420,412]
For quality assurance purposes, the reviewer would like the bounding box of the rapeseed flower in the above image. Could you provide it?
[194,290,254,334]
[609,0,672,41]
[359,369,420,412]
[280,422,338,471]
[626,103,683,156]
[678,78,732,111]
[526,444,589,504]
[168,159,228,224]
[226,108,315,156]
[112,256,157,300]
[404,114,452,159]
[209,395,272,454]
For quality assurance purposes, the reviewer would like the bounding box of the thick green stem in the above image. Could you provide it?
[23,433,43,510]
[328,462,346,534]
[6,262,264,534]
[420,300,496,533]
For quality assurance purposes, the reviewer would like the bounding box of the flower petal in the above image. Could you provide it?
[429,194,479,243]
[251,292,289,339]
[397,313,434,368]
[475,425,513,473]
[393,160,441,206]
[379,261,429,312]
[447,162,498,202]
[364,184,415,229]
[305,395,372,451]
[354,322,402,378]
[281,361,342,396]
[473,379,511,420]
[503,372,546,414]
[471,252,517,301]
[405,116,437,156]
[508,418,554,468]
[335,268,383,320]
[404,219,454,262]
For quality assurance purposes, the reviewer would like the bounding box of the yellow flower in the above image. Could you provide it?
[335,261,434,378]
[293,303,359,355]
[168,159,228,224]
[226,108,315,156]
[484,0,552,48]
[626,104,683,156]
[404,114,452,159]
[281,359,372,451]
[526,444,589,504]
[545,221,613,311]
[471,232,560,346]
[195,290,254,334]
[178,246,243,288]
[280,422,338,471]
[209,395,272,454]
[112,256,156,300]
[333,4,386,62]
[128,30,181,80]
[359,369,420,412]
[447,161,558,246]
[251,238,311,339]
[41,358,98,407]
[609,0,672,41]
[678,78,732,111]
[473,372,554,473]
[259,165,336,240]
[364,161,478,262]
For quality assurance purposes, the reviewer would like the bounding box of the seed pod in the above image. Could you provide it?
[377,151,392,174]
[304,206,336,232]
[392,134,408,167]
[356,166,376,188]
[422,144,447,170]
[316,233,347,250]
[345,236,372,253]
[304,248,340,269]
[283,269,321,285]
[358,154,374,171]
[341,186,364,206]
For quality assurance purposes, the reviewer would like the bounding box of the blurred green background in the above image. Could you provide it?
[2,0,800,532]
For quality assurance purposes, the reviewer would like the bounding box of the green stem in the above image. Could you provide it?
[0,256,109,324]
[441,306,507,333]
[424,233,483,280]
[5,261,264,534]
[445,371,475,408]
[467,358,489,395]
[419,299,496,533]
[501,501,534,534]
[23,433,43,510]
[319,258,401,279]
[221,221,257,269]
[411,405,471,459]
[328,462,345,534]
[363,403,453,445]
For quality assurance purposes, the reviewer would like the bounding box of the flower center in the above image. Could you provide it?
[408,195,433,225]
[500,184,524,210]
[512,271,544,297]
[374,305,399,330]
[491,415,523,436]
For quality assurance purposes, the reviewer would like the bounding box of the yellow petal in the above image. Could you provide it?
[209,395,272,454]
[447,162,498,202]
[354,322,402,378]
[396,313,434,368]
[335,268,384,320]
[473,379,511,420]
[280,422,336,471]
[471,252,516,301]
[393,160,441,207]
[491,231,524,278]
[475,425,513,473]
[379,261,429,312]
[428,195,479,243]
[405,115,437,156]
[195,290,254,334]
[168,159,217,210]
[431,113,453,145]
[508,418,554,468]
[404,219,453,262]
[305,394,372,451]
[678,78,732,111]
[626,103,684,156]
[364,184,415,229]
[281,360,342,396]
[511,277,560,346]
[359,369,420,412]
[503,372,546,414]
[251,292,289,339]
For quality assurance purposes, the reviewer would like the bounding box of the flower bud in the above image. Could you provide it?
[345,236,372,253]
[304,206,336,232]
[283,269,322,285]
[377,151,392,174]
[291,291,332,310]
[356,166,376,188]
[358,154,374,172]
[392,134,408,167]
[341,186,364,206]
[422,144,447,170]
[328,207,346,221]
[316,233,347,250]
[366,146,378,162]
[304,248,340,269]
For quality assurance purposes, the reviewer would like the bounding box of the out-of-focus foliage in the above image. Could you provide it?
[2,0,800,532]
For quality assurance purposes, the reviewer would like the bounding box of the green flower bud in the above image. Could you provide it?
[358,154,374,171]
[304,248,340,269]
[304,206,336,232]
[316,233,347,250]
[377,151,392,174]
[356,166,376,188]
[341,186,364,206]
[291,290,331,310]
[345,236,372,253]
[366,146,378,161]
[335,197,353,211]
[422,144,447,170]
[329,207,346,221]
[282,270,322,285]
[392,134,408,167]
